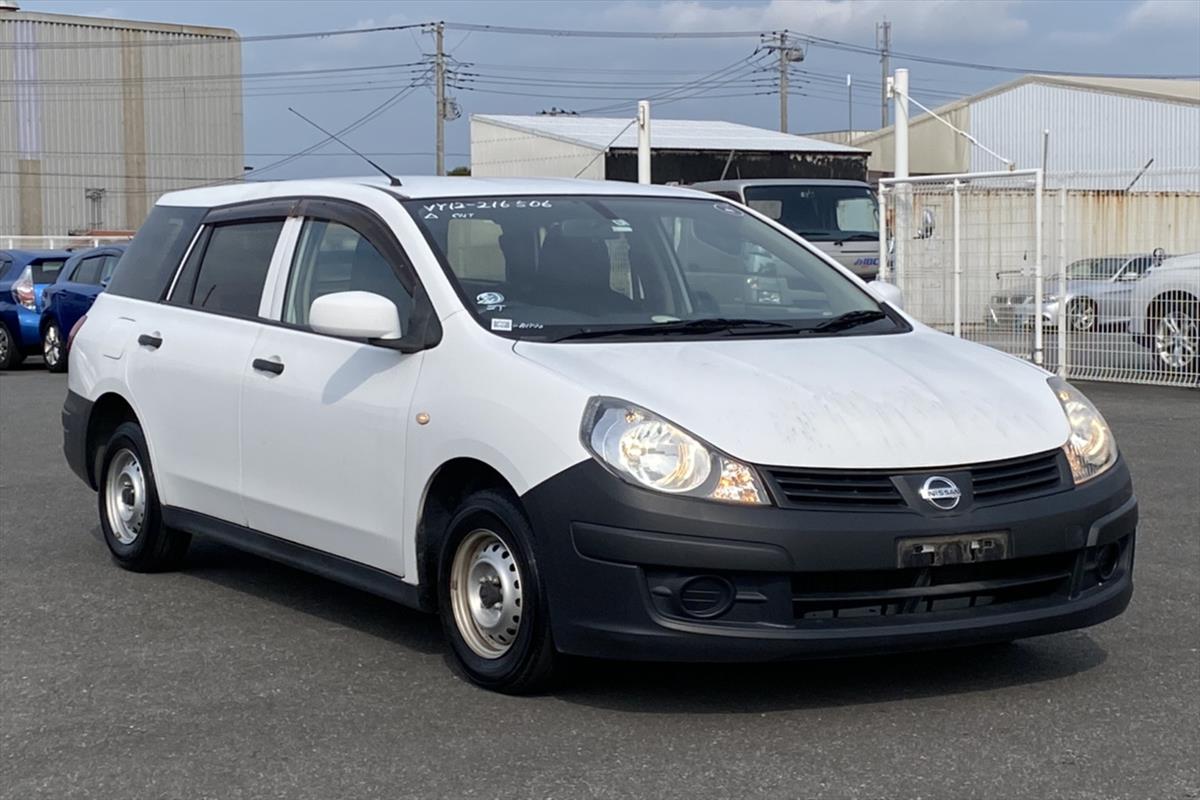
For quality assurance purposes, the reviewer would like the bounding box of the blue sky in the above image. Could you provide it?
[23,0,1200,177]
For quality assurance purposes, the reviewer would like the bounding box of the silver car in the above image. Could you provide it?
[1128,252,1199,375]
[987,253,1166,332]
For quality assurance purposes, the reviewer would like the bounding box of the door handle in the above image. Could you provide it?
[252,357,285,376]
[137,333,162,349]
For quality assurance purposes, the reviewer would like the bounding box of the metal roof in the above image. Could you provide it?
[473,115,865,154]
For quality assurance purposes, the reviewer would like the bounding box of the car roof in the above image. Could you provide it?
[157,176,713,208]
[689,179,873,190]
[1,249,72,261]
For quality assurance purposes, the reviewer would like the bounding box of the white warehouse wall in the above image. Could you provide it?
[470,118,604,180]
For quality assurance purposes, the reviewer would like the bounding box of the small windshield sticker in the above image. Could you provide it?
[713,202,745,217]
[515,322,544,330]
[611,219,633,232]
[476,291,505,306]
[491,318,513,332]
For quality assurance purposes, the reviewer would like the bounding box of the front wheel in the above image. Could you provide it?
[0,322,25,370]
[42,321,66,373]
[97,421,190,571]
[1153,298,1199,374]
[437,489,559,693]
[1068,298,1098,332]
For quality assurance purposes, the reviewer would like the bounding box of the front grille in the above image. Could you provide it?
[765,450,1066,511]
[791,551,1075,622]
[972,450,1064,505]
[766,468,906,509]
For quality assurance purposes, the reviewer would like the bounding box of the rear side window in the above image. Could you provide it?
[99,254,121,282]
[31,259,67,283]
[72,256,105,285]
[106,205,205,301]
[185,220,283,318]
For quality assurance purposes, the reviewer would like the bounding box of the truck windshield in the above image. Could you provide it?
[403,195,902,342]
[742,185,879,242]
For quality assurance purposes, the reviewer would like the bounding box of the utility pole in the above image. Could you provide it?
[876,21,890,128]
[765,32,804,133]
[846,74,853,144]
[434,21,445,176]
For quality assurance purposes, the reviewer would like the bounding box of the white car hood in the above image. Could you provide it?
[515,330,1069,469]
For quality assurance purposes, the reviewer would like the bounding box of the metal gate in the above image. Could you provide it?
[879,168,1200,388]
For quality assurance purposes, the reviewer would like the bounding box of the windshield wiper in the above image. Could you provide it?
[811,309,888,333]
[551,318,799,342]
[837,233,880,242]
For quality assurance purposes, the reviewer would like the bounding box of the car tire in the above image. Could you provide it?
[42,320,67,373]
[97,421,190,572]
[1067,298,1097,332]
[0,322,25,370]
[1152,297,1199,375]
[437,489,559,694]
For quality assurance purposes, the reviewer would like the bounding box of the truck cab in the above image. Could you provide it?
[691,179,882,280]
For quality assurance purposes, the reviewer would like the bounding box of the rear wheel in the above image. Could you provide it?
[42,321,66,373]
[1152,298,1199,374]
[1067,298,1097,332]
[0,322,25,370]
[97,421,190,571]
[438,489,559,693]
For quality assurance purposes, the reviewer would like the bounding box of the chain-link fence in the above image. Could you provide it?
[880,168,1200,388]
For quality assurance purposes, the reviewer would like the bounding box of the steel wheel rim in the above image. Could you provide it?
[1072,302,1095,332]
[43,325,61,367]
[105,448,146,545]
[1155,308,1197,369]
[449,528,524,659]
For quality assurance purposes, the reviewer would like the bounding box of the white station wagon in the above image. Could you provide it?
[63,177,1137,692]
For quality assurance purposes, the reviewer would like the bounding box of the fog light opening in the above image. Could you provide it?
[678,575,736,619]
[1096,542,1121,582]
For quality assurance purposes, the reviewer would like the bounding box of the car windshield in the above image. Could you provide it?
[1066,257,1126,280]
[741,184,879,242]
[403,195,901,342]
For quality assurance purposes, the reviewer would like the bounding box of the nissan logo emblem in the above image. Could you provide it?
[919,476,962,510]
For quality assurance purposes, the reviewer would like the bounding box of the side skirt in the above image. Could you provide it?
[163,507,431,612]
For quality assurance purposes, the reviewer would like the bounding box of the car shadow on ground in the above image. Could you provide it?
[144,532,1109,711]
[554,634,1108,713]
[158,535,445,656]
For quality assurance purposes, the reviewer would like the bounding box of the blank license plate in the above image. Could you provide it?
[897,532,1010,568]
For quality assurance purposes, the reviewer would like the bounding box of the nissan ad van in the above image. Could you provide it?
[62,177,1136,692]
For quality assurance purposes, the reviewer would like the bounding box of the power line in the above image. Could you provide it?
[0,21,431,50]
[443,22,770,39]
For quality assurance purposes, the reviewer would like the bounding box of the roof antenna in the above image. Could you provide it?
[287,107,402,187]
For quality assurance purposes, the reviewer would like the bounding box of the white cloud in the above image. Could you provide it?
[1123,0,1200,32]
[602,0,1029,44]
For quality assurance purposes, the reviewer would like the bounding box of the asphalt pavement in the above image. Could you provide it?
[2,365,1197,800]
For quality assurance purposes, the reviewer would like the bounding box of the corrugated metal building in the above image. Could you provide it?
[0,2,242,234]
[471,114,868,183]
[846,75,1200,189]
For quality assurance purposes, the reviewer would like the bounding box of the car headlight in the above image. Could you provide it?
[581,397,769,505]
[1048,377,1116,484]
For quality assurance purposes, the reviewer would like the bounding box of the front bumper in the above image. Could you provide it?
[521,458,1136,662]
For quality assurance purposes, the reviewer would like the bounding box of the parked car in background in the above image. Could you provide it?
[0,249,71,370]
[39,245,127,372]
[1127,252,1199,375]
[691,180,884,280]
[987,253,1166,332]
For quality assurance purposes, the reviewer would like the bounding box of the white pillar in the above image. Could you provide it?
[952,179,962,338]
[637,100,652,185]
[893,68,909,287]
[1057,187,1068,378]
[1033,168,1045,365]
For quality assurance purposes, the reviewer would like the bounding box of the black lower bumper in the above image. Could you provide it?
[521,457,1137,662]
[62,390,94,488]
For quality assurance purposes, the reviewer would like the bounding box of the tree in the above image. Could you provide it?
[448,166,471,176]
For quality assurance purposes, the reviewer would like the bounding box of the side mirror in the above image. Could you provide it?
[99,276,112,289]
[310,291,402,341]
[867,279,904,310]
[1152,247,1166,266]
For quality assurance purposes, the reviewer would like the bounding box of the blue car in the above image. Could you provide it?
[0,249,71,370]
[39,245,127,372]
